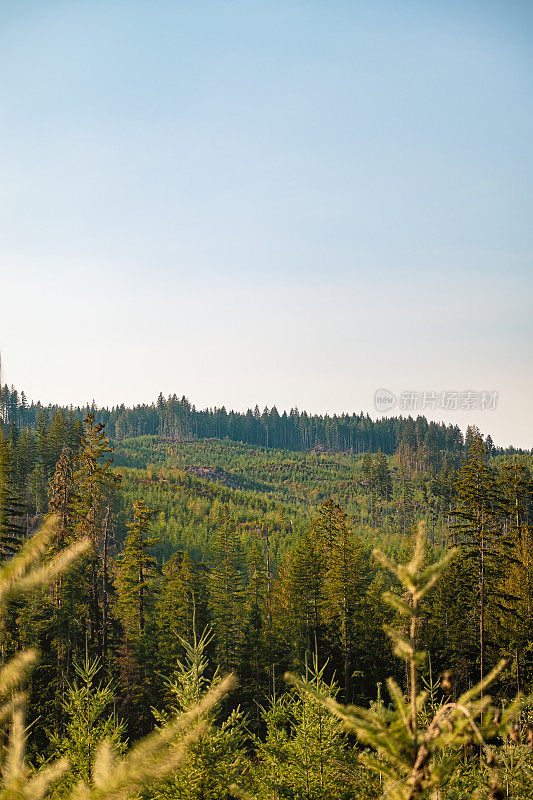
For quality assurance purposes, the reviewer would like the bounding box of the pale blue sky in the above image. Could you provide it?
[1,1,532,447]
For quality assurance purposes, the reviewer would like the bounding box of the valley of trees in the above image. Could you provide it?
[0,385,532,798]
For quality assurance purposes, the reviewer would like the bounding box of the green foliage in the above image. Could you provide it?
[0,436,25,558]
[318,501,369,700]
[152,627,249,800]
[255,666,351,800]
[2,385,533,799]
[291,523,530,800]
[208,509,246,672]
[71,413,117,550]
[286,528,326,667]
[115,500,159,638]
[0,515,237,800]
[45,658,126,797]
[253,659,376,800]
[0,516,91,799]
[156,550,209,674]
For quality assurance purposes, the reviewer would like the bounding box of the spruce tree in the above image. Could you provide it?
[152,627,249,800]
[287,529,326,670]
[291,523,528,800]
[71,414,118,661]
[115,500,159,639]
[45,657,126,797]
[374,449,392,529]
[114,500,160,733]
[255,660,358,800]
[452,433,508,686]
[208,509,245,673]
[157,549,209,674]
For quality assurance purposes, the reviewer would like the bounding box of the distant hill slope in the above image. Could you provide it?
[4,385,525,456]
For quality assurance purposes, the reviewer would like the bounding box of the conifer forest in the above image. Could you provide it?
[2,2,532,798]
[0,387,532,799]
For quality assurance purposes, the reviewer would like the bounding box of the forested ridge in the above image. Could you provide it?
[2,384,527,455]
[0,387,532,798]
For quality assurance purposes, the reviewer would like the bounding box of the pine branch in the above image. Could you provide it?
[288,522,531,799]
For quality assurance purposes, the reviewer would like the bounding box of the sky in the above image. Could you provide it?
[0,0,532,448]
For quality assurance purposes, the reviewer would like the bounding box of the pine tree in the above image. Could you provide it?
[29,462,48,516]
[114,500,160,733]
[497,457,533,690]
[12,424,37,498]
[39,447,78,722]
[291,523,527,800]
[157,550,209,674]
[47,410,68,473]
[152,627,249,800]
[208,510,245,673]
[71,414,118,660]
[37,407,50,477]
[429,460,456,547]
[374,449,392,529]
[399,474,416,537]
[310,497,342,556]
[361,451,375,527]
[315,500,368,701]
[424,551,480,691]
[452,433,508,686]
[287,529,326,670]
[254,659,358,800]
[115,500,159,639]
[45,657,126,797]
[49,449,75,548]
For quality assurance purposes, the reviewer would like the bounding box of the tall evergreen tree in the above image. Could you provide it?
[46,658,126,797]
[397,445,416,536]
[152,627,249,800]
[114,500,160,733]
[287,529,327,670]
[238,539,270,718]
[115,500,159,639]
[157,550,209,674]
[71,414,118,660]
[254,660,357,800]
[208,509,245,673]
[0,435,25,558]
[318,501,368,701]
[360,451,375,527]
[49,449,75,546]
[497,457,533,689]
[452,433,508,686]
[374,450,392,528]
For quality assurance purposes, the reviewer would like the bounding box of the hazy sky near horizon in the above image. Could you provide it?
[1,1,532,448]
